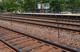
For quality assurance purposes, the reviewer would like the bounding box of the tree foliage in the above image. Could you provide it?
[1,0,80,13]
[23,0,35,12]
[3,0,18,12]
[0,2,4,12]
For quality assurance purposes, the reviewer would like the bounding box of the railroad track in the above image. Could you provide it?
[1,14,80,24]
[0,14,80,52]
[0,41,16,52]
[0,27,69,52]
[9,13,80,22]
[0,15,80,31]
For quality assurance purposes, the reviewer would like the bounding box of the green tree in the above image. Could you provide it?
[71,0,80,13]
[3,0,18,12]
[23,0,35,12]
[16,0,35,12]
[50,0,61,13]
[0,2,4,12]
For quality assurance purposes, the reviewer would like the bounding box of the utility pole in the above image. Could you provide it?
[35,0,37,12]
[40,0,44,13]
[2,0,5,12]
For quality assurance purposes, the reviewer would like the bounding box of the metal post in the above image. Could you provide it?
[40,0,44,13]
[35,0,36,12]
